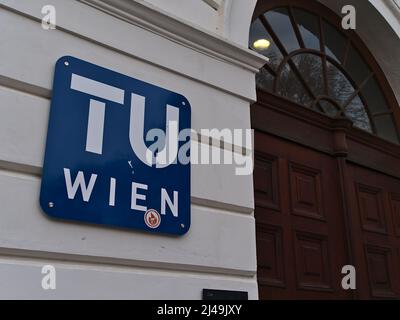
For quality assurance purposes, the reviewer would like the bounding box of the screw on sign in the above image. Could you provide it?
[145,209,161,229]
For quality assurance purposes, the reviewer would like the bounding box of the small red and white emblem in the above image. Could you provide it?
[144,209,161,229]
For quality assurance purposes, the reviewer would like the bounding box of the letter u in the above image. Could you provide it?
[129,93,179,168]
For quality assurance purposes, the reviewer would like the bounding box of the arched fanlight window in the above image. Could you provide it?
[249,3,400,144]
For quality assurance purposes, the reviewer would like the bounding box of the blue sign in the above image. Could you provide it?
[40,56,191,235]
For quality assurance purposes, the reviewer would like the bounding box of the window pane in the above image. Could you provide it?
[327,62,355,106]
[277,63,313,106]
[374,114,399,144]
[256,68,275,92]
[249,19,283,70]
[344,95,373,133]
[292,54,324,97]
[362,77,390,114]
[345,46,371,85]
[293,9,320,50]
[264,8,300,54]
[324,21,346,63]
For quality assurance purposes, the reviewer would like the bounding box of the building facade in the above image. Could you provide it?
[0,0,399,299]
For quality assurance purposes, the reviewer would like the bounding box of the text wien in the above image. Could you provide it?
[63,168,179,216]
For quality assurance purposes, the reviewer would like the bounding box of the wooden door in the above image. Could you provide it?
[345,164,400,298]
[252,92,400,299]
[254,130,351,299]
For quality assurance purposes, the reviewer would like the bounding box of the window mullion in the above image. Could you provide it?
[259,14,289,57]
[341,72,374,111]
[318,16,329,96]
[288,7,305,49]
[342,38,352,67]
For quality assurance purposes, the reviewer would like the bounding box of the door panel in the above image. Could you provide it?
[254,131,351,299]
[347,164,400,298]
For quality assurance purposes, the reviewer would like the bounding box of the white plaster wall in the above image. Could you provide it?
[223,0,258,46]
[0,0,261,299]
[142,0,222,33]
[139,0,260,47]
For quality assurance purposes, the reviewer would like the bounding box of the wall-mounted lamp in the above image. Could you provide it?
[253,39,271,50]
